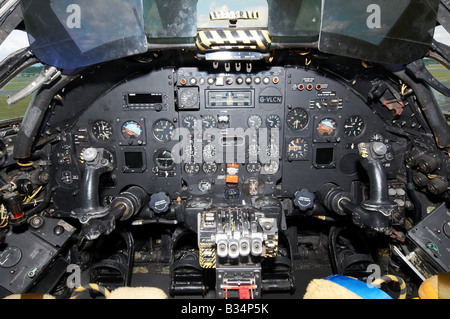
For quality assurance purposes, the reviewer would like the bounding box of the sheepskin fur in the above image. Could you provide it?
[303,278,363,299]
[4,294,55,299]
[107,287,168,299]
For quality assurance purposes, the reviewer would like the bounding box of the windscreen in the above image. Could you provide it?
[144,0,197,38]
[20,0,148,69]
[19,0,441,68]
[319,0,440,64]
[267,0,321,40]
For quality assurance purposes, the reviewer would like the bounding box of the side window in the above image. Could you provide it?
[424,58,450,118]
[0,64,43,122]
[0,30,33,122]
[427,26,450,119]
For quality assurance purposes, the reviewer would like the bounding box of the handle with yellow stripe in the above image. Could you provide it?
[70,283,111,299]
[196,29,271,52]
[371,275,407,299]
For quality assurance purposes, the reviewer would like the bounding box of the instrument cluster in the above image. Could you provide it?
[54,64,389,211]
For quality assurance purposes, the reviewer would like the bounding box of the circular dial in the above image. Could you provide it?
[287,137,309,160]
[248,143,260,158]
[122,120,143,139]
[182,115,198,131]
[224,187,240,200]
[202,115,216,130]
[198,180,212,193]
[202,162,218,174]
[247,115,263,129]
[344,116,365,137]
[371,133,384,142]
[184,144,199,158]
[246,178,264,196]
[246,161,261,174]
[286,108,309,130]
[184,162,200,175]
[91,120,113,141]
[263,160,279,174]
[0,246,21,268]
[203,143,216,160]
[266,114,281,129]
[265,144,279,157]
[153,119,175,142]
[179,88,199,108]
[154,149,174,170]
[317,118,337,136]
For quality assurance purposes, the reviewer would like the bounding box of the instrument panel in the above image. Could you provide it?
[52,65,390,211]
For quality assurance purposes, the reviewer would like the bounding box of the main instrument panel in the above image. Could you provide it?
[51,65,392,213]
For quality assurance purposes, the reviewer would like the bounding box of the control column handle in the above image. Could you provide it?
[357,142,396,217]
[75,148,114,221]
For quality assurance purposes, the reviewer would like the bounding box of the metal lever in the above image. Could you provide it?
[7,65,61,105]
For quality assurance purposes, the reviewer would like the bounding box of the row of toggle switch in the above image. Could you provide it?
[179,75,280,86]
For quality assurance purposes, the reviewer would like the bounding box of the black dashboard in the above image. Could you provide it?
[1,51,449,300]
[24,55,445,299]
[49,64,404,219]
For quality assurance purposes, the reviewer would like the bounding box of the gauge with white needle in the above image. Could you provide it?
[152,119,175,142]
[247,115,262,129]
[266,114,281,129]
[0,246,22,268]
[344,116,365,137]
[287,137,309,160]
[286,108,308,130]
[92,120,113,141]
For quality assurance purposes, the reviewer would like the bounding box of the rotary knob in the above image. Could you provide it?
[149,192,170,214]
[294,189,315,211]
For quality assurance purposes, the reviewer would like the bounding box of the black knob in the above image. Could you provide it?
[413,172,429,187]
[294,189,315,211]
[149,192,170,214]
[418,154,439,174]
[427,177,448,195]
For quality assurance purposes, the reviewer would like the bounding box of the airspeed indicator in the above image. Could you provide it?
[344,116,365,137]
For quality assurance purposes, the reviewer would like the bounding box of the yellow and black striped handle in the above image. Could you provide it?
[372,275,407,299]
[70,283,111,299]
[196,29,271,52]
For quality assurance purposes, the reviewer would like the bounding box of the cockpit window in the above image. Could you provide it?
[197,0,268,29]
[267,0,321,39]
[21,0,148,69]
[144,0,197,38]
[17,0,442,68]
[0,64,42,122]
[425,58,450,117]
[0,30,34,122]
[319,0,440,64]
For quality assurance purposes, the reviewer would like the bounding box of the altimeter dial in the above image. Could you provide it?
[286,108,309,130]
